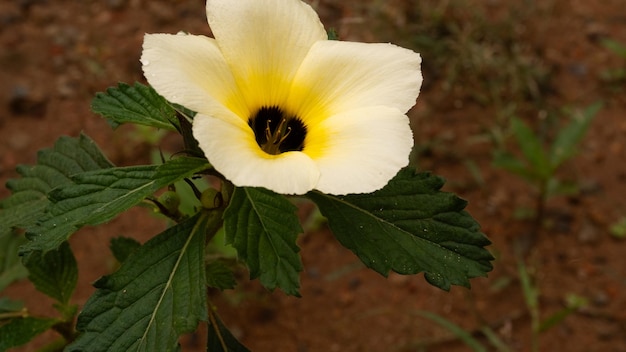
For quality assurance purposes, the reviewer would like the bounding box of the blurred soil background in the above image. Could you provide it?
[1,0,626,351]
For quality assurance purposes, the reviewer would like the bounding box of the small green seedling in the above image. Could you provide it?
[493,102,602,232]
[518,258,588,352]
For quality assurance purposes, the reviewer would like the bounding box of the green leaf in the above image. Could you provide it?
[22,242,77,305]
[110,237,142,263]
[92,82,179,131]
[610,217,626,239]
[0,297,24,314]
[549,102,601,168]
[23,157,210,254]
[0,317,58,351]
[601,38,626,58]
[153,156,210,183]
[0,134,112,236]
[177,111,205,158]
[415,310,487,352]
[510,117,550,179]
[307,169,493,291]
[207,310,250,352]
[223,187,303,296]
[0,231,28,292]
[327,28,339,40]
[67,212,218,352]
[206,260,237,290]
[492,151,534,182]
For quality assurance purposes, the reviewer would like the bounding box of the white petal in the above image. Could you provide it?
[310,106,414,195]
[141,33,248,119]
[205,0,327,108]
[289,40,422,123]
[193,113,320,195]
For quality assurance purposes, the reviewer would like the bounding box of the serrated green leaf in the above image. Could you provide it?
[0,231,28,292]
[307,169,493,291]
[207,310,250,352]
[549,102,601,168]
[224,187,303,296]
[110,237,142,263]
[67,212,218,352]
[177,111,205,158]
[0,317,58,351]
[0,134,112,233]
[153,157,210,182]
[510,117,551,178]
[22,157,210,254]
[92,82,179,131]
[22,242,77,305]
[206,260,237,290]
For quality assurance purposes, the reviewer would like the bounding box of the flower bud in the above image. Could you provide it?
[200,188,222,209]
[157,191,180,214]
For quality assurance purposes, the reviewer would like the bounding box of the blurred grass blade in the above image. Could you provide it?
[492,150,534,182]
[601,38,626,58]
[518,260,538,311]
[510,117,550,179]
[415,310,487,352]
[480,326,512,352]
[549,102,602,168]
[539,294,587,333]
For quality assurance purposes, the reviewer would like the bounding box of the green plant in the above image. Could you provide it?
[0,86,493,351]
[398,256,587,352]
[493,102,602,234]
[517,258,588,352]
[600,38,626,85]
[610,217,626,239]
[410,310,511,352]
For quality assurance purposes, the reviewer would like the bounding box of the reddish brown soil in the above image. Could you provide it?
[1,1,625,351]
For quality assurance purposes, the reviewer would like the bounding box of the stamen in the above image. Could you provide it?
[278,127,292,144]
[248,106,307,155]
[262,117,290,154]
[264,119,272,142]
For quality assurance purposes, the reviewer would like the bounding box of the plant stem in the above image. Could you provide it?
[531,179,548,244]
[52,320,76,345]
[518,257,540,352]
[0,310,28,320]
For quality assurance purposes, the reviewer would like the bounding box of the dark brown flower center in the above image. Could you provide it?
[248,106,307,155]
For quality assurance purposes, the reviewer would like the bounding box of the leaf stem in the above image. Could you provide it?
[51,320,77,345]
[0,309,28,320]
[207,307,229,351]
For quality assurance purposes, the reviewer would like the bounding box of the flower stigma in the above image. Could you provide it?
[248,106,307,155]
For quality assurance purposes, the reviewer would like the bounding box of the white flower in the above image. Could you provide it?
[141,0,422,195]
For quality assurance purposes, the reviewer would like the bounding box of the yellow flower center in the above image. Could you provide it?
[248,106,307,155]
